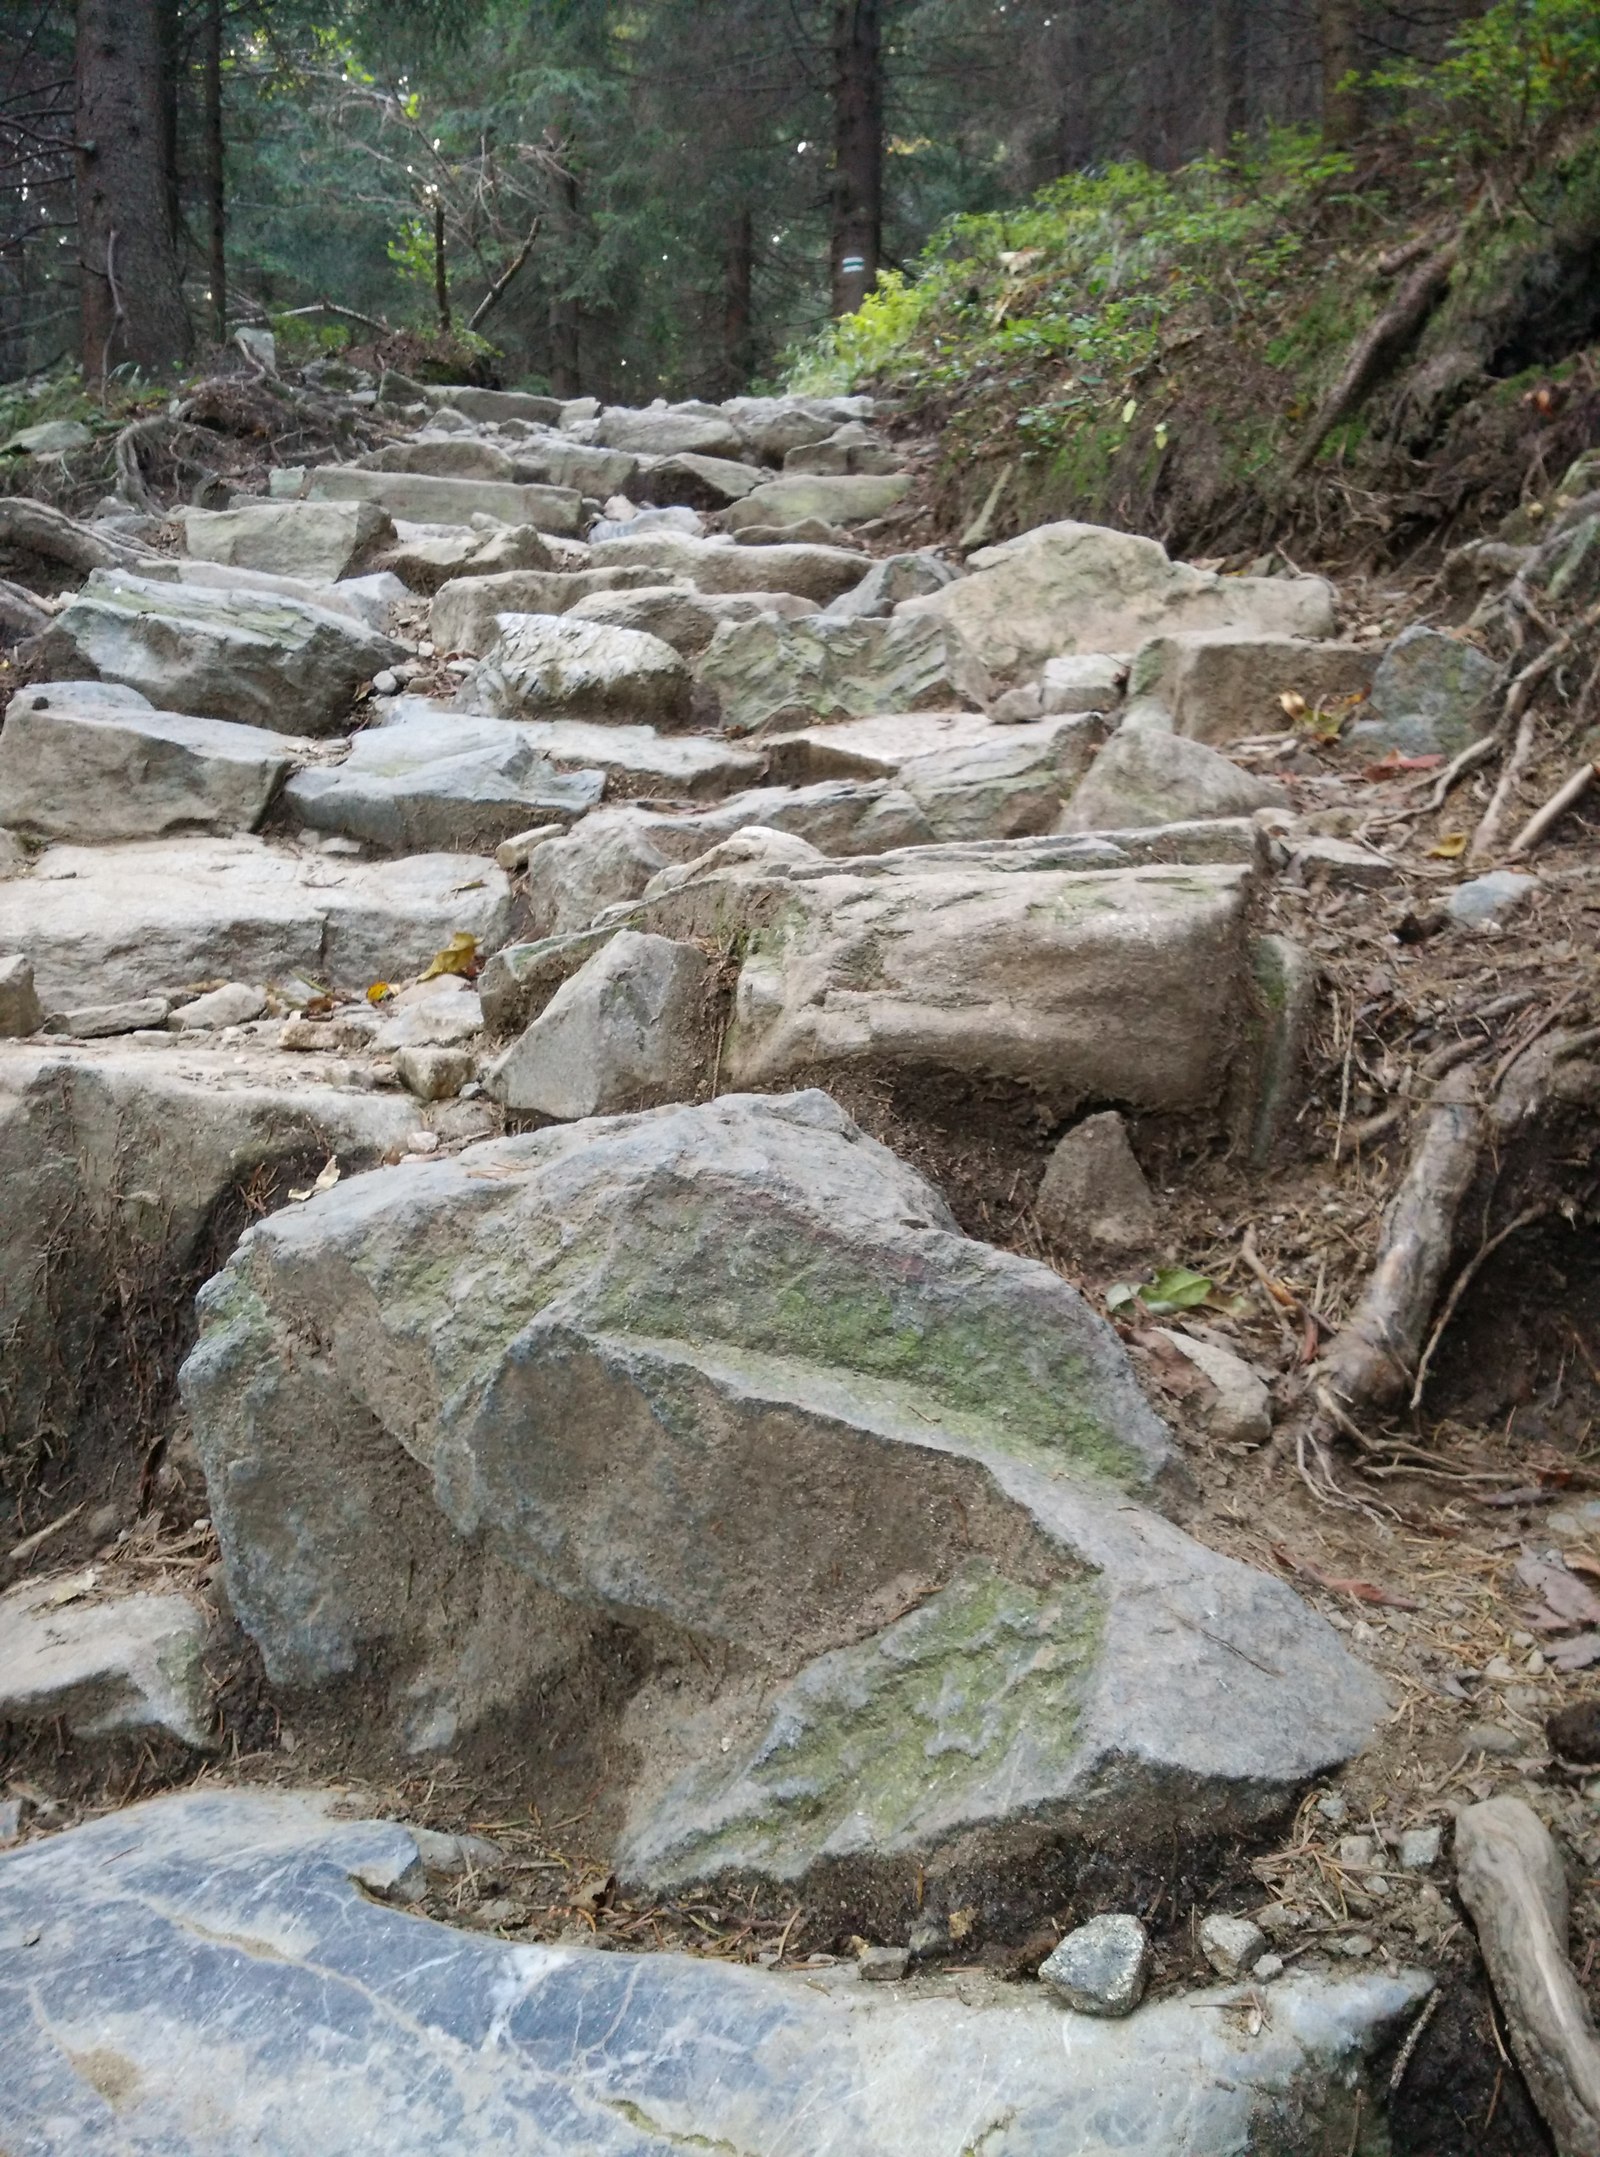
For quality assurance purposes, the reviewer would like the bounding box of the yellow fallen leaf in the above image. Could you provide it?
[1121,398,1138,425]
[1428,832,1468,859]
[313,1157,341,1194]
[366,982,393,1005]
[418,932,478,982]
[1279,690,1307,720]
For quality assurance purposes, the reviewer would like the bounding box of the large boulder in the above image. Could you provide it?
[723,390,875,463]
[1350,623,1500,757]
[359,436,517,483]
[0,1040,419,1468]
[0,1581,210,1749]
[823,550,961,619]
[31,570,404,736]
[378,520,556,597]
[1127,632,1377,743]
[462,613,694,728]
[0,837,511,1009]
[593,404,746,459]
[634,452,768,508]
[588,529,867,604]
[0,1789,1430,2157]
[428,384,562,426]
[382,695,764,802]
[509,436,640,497]
[0,684,295,843]
[1059,726,1286,832]
[900,717,1104,841]
[181,1091,1381,1910]
[429,567,667,656]
[726,472,912,532]
[171,559,407,631]
[180,500,395,582]
[565,584,817,659]
[725,859,1257,1113]
[487,928,712,1117]
[282,712,603,852]
[900,521,1337,681]
[305,466,583,537]
[697,614,990,735]
[785,421,904,476]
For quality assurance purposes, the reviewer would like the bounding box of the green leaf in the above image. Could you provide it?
[1140,1266,1213,1315]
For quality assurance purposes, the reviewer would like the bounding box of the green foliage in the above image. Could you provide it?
[787,130,1361,452]
[1373,0,1600,174]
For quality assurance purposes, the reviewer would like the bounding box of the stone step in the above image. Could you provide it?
[0,1790,1430,2157]
[303,465,584,537]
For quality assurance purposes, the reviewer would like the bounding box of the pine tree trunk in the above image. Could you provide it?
[203,0,225,344]
[722,204,753,394]
[830,0,883,318]
[1320,0,1363,146]
[433,198,451,332]
[75,0,192,377]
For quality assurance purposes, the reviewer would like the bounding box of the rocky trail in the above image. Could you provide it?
[3,346,1600,2155]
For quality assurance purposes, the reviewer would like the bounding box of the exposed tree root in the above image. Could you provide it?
[0,496,161,577]
[1289,237,1460,479]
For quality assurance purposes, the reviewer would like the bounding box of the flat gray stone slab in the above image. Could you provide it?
[305,466,583,537]
[0,1789,1429,2156]
[0,1580,210,1747]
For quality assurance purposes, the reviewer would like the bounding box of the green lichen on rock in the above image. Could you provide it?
[642,1561,1105,1875]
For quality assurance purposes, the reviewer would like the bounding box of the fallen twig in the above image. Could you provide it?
[1471,599,1600,861]
[1508,763,1600,859]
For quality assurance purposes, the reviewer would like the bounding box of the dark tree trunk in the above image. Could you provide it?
[75,0,191,377]
[433,197,451,331]
[1210,0,1248,154]
[1320,0,1363,146]
[722,203,753,393]
[829,0,883,318]
[203,0,225,343]
[548,158,581,396]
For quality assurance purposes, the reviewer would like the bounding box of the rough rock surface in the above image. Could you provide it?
[0,837,511,1007]
[822,550,961,619]
[0,1579,210,1748]
[282,712,603,853]
[1059,725,1286,831]
[0,952,42,1035]
[727,472,913,531]
[565,583,817,659]
[181,1090,1381,1906]
[698,613,990,735]
[304,465,583,537]
[1039,1914,1152,2016]
[899,520,1336,681]
[428,567,666,655]
[180,500,395,582]
[33,570,404,736]
[1037,1111,1159,1255]
[0,1790,1430,2157]
[462,613,694,728]
[588,528,868,604]
[1353,623,1500,757]
[1127,633,1377,743]
[0,684,294,841]
[723,859,1258,1112]
[488,929,711,1117]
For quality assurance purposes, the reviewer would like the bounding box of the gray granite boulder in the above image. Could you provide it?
[635,452,768,508]
[1059,726,1285,832]
[378,695,764,803]
[0,1580,210,1748]
[0,837,511,1009]
[181,1089,1382,1912]
[901,521,1336,682]
[282,712,603,853]
[0,1789,1429,2157]
[1351,624,1500,757]
[488,928,711,1117]
[359,435,517,482]
[0,684,295,841]
[726,472,912,532]
[593,404,746,459]
[588,528,867,604]
[565,584,816,659]
[429,566,667,654]
[31,571,405,736]
[463,613,694,729]
[697,613,989,735]
[180,500,395,581]
[305,466,584,537]
[823,550,961,619]
[508,435,640,497]
[1127,632,1376,744]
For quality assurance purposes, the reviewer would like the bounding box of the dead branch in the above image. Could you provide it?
[469,215,541,334]
[1471,599,1600,859]
[1316,1066,1485,1417]
[272,298,394,337]
[0,495,160,575]
[1456,1798,1600,2157]
[1509,763,1600,858]
[1289,237,1459,478]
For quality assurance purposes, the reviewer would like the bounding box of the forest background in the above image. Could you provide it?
[0,0,1519,397]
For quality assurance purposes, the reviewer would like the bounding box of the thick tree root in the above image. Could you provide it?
[0,496,161,579]
[1456,1797,1600,2157]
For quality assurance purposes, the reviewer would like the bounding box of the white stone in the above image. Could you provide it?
[0,1579,210,1748]
[1198,1913,1268,1980]
[1153,1329,1273,1446]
